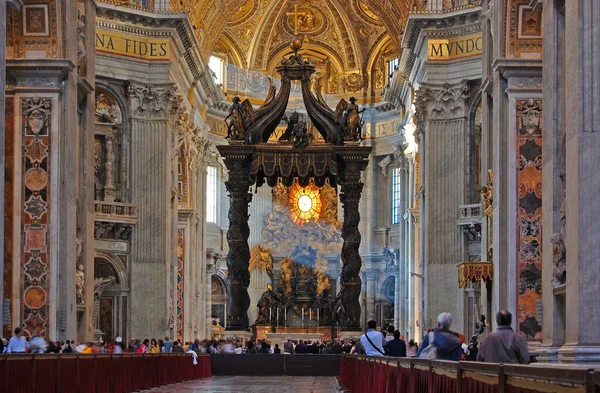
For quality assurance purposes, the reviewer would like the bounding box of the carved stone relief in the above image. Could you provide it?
[128,83,177,120]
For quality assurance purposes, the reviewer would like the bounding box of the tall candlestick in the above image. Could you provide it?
[309,308,312,321]
[276,307,279,325]
[302,307,304,321]
[269,307,272,323]
[317,308,320,322]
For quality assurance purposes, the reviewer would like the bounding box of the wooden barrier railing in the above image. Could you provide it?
[339,355,599,393]
[0,353,211,393]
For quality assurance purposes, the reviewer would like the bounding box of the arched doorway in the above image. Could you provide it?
[94,253,129,341]
[211,275,227,327]
[377,276,395,328]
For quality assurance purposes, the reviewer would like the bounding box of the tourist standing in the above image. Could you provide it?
[295,340,307,354]
[341,340,353,354]
[330,338,342,354]
[417,313,462,361]
[407,340,418,357]
[360,320,385,357]
[284,338,294,354]
[385,330,406,357]
[163,337,173,353]
[350,340,365,355]
[477,311,530,364]
[150,339,160,353]
[28,330,46,354]
[172,341,184,353]
[7,328,29,353]
[385,325,396,343]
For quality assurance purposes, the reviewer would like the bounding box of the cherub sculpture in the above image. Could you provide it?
[293,121,310,150]
[279,112,300,142]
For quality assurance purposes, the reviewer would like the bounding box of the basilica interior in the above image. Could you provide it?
[1,0,599,365]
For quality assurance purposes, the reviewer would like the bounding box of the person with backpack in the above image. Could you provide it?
[476,310,530,364]
[417,312,462,360]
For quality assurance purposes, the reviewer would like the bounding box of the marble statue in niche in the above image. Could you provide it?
[76,264,85,305]
[551,196,566,287]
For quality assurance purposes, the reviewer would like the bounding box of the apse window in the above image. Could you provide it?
[206,166,218,223]
[289,182,322,225]
[392,167,401,224]
[208,56,224,86]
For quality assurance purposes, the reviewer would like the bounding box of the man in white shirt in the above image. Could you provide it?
[29,330,46,354]
[360,320,385,356]
[7,328,29,353]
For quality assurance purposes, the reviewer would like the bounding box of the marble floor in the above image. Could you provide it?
[145,376,343,392]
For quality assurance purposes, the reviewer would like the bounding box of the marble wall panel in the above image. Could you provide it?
[504,0,543,59]
[516,99,543,341]
[3,98,15,337]
[21,98,52,338]
[176,228,185,342]
[6,0,60,59]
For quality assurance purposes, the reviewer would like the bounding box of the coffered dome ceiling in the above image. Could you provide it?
[189,0,411,74]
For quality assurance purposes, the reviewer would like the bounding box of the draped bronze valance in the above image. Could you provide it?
[457,262,494,288]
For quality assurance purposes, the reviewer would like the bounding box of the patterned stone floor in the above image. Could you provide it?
[145,376,342,392]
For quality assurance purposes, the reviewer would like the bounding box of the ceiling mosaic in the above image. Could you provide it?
[192,0,411,74]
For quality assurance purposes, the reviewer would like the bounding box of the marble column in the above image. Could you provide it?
[558,0,600,364]
[216,145,255,331]
[539,0,566,362]
[0,0,7,331]
[78,0,97,343]
[339,179,365,331]
[415,81,470,333]
[127,82,176,339]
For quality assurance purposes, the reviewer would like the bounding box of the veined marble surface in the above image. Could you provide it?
[146,376,343,392]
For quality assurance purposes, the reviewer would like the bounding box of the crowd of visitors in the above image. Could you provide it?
[355,310,529,364]
[0,329,192,355]
[0,310,528,364]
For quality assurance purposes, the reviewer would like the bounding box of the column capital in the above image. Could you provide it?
[362,268,380,280]
[127,81,177,120]
[414,80,471,133]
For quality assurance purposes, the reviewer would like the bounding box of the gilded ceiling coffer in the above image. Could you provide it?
[218,38,371,332]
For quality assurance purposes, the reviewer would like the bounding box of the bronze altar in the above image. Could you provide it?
[218,38,371,332]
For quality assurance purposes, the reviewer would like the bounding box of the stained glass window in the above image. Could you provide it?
[289,182,322,225]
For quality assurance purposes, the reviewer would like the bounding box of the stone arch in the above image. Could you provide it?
[93,251,129,342]
[210,274,227,326]
[94,81,129,123]
[377,273,396,301]
[94,250,129,289]
[376,273,396,327]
